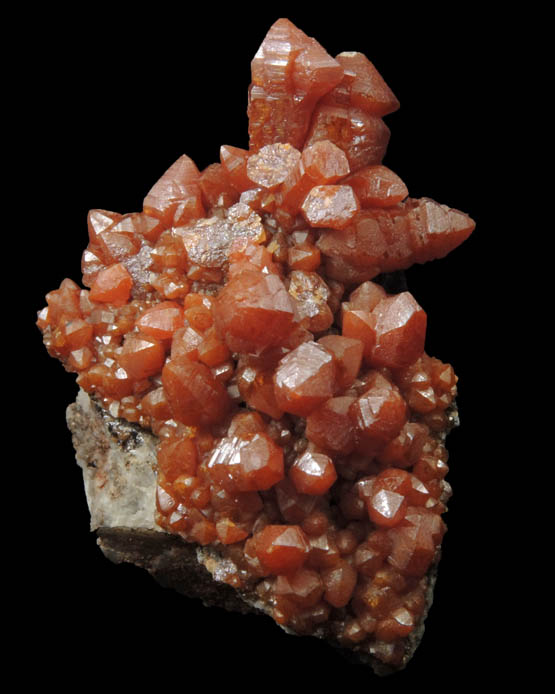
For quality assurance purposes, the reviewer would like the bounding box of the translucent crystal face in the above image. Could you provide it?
[37,16,473,671]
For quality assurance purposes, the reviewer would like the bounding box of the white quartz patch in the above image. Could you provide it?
[67,389,161,532]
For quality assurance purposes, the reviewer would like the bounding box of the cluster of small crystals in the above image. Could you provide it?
[37,18,474,668]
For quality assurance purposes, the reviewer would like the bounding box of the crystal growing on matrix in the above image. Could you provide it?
[37,17,475,673]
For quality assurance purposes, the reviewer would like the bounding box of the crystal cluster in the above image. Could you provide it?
[37,18,474,670]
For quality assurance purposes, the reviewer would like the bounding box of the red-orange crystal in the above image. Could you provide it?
[248,18,344,151]
[38,18,474,671]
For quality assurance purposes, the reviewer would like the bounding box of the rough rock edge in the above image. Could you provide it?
[66,389,452,677]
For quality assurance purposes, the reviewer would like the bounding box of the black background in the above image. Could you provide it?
[21,4,515,688]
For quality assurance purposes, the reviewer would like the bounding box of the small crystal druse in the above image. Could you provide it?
[37,18,474,672]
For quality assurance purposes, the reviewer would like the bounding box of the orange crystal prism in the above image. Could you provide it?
[37,17,474,674]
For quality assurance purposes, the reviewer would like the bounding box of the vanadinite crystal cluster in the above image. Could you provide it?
[37,18,474,672]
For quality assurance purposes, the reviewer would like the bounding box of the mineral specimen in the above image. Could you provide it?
[37,17,474,674]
